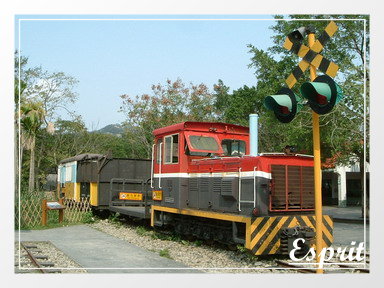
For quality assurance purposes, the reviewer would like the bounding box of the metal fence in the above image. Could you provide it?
[15,191,91,229]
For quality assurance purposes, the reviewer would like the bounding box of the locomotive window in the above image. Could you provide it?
[221,139,246,156]
[189,135,219,151]
[164,134,179,164]
[156,139,163,164]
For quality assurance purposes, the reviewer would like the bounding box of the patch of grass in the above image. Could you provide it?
[135,226,151,236]
[159,249,172,259]
[193,240,203,247]
[236,244,247,253]
[170,234,182,242]
[235,244,259,262]
[180,240,189,245]
[151,231,172,240]
[108,212,121,225]
[82,211,97,224]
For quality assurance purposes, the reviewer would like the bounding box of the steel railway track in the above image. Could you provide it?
[275,250,370,274]
[16,242,61,273]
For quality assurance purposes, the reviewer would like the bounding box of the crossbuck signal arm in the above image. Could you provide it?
[284,21,339,88]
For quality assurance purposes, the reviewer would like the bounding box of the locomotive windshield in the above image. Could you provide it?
[184,131,223,155]
[221,139,246,156]
[189,135,219,151]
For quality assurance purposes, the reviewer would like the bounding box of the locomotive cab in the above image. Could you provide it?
[151,122,250,211]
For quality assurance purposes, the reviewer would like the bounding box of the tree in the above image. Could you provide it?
[14,51,28,104]
[15,52,81,192]
[214,84,260,126]
[20,102,45,193]
[120,78,218,158]
[15,52,43,192]
[22,67,79,123]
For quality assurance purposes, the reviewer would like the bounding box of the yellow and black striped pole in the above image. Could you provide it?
[308,32,324,274]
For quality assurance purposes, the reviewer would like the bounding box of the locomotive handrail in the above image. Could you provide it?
[238,167,258,212]
[253,166,257,208]
[158,142,163,188]
[150,144,155,188]
[238,168,242,212]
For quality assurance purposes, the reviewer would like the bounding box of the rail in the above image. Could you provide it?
[276,259,369,273]
[19,242,61,273]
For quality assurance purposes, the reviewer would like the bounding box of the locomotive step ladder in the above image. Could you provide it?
[238,167,257,212]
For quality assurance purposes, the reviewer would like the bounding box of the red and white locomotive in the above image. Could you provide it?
[58,116,333,255]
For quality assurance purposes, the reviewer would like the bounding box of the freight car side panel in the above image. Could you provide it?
[98,159,151,207]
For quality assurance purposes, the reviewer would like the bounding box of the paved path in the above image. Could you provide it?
[323,205,368,223]
[16,225,200,273]
[333,222,369,249]
[322,206,369,250]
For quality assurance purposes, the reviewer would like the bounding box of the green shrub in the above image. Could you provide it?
[82,211,96,223]
[108,212,121,223]
[135,226,151,236]
[159,249,172,259]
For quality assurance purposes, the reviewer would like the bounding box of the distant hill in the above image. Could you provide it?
[94,124,124,136]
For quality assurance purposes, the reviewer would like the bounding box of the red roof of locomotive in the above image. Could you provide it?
[153,121,249,137]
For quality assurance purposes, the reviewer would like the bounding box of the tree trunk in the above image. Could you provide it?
[35,144,43,191]
[28,138,35,193]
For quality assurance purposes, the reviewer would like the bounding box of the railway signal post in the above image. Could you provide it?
[264,21,342,273]
[308,31,323,274]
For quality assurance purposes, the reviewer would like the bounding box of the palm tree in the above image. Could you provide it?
[20,102,45,193]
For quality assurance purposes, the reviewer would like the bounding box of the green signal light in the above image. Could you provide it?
[300,75,343,115]
[264,87,303,123]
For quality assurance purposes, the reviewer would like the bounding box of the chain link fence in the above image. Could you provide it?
[15,191,92,229]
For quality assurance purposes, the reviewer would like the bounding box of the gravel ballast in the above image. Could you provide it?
[14,218,367,274]
[89,219,290,273]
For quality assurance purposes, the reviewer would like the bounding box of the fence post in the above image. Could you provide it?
[41,199,47,226]
[58,198,64,223]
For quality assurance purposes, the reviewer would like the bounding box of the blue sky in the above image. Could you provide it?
[16,15,278,130]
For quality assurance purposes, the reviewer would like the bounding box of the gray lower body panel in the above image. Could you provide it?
[108,206,151,219]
